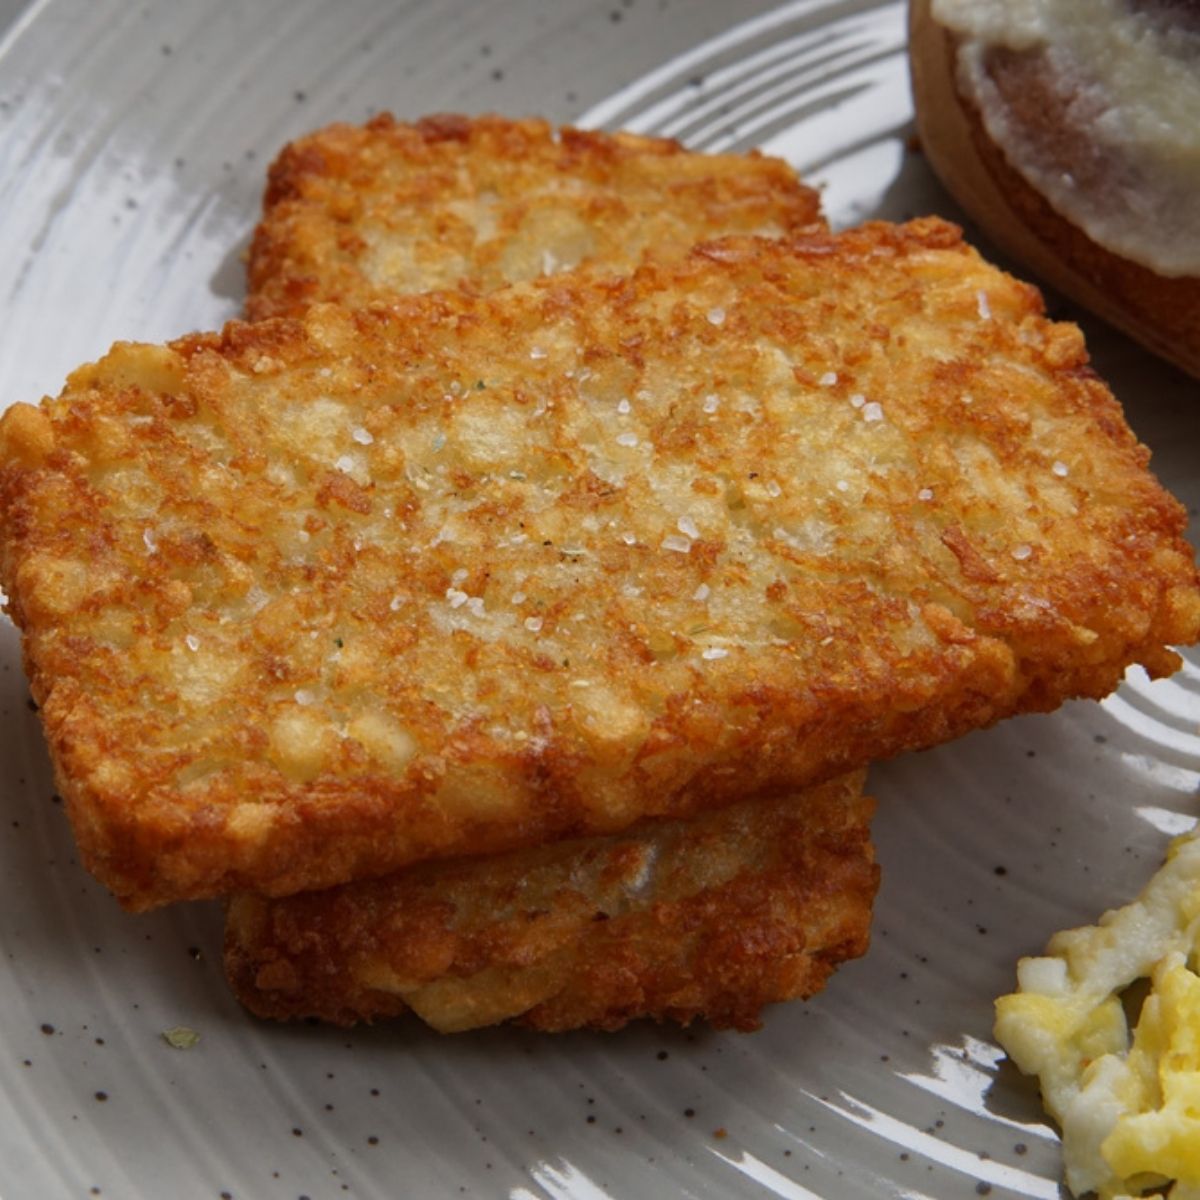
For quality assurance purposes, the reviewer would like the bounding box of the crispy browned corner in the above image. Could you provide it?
[2,218,1198,909]
[225,772,877,1032]
[245,112,825,319]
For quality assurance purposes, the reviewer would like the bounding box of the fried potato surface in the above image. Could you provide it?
[3,218,1198,909]
[226,772,876,1032]
[245,112,824,319]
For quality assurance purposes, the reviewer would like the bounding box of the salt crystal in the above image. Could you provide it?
[862,402,884,423]
[693,583,711,602]
[446,588,469,608]
[918,488,934,501]
[703,394,720,414]
[617,398,631,414]
[524,616,544,632]
[662,534,692,554]
[850,393,865,409]
[701,647,729,660]
[351,427,374,445]
[1011,543,1033,561]
[707,306,726,326]
[677,515,700,540]
[184,634,200,652]
[1052,461,1069,478]
[977,290,992,320]
[616,432,638,447]
[819,372,838,387]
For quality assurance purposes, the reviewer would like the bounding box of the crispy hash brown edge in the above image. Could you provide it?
[1,219,1198,909]
[245,111,825,320]
[224,771,877,1032]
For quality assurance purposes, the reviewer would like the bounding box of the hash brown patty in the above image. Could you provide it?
[225,772,877,1032]
[2,218,1197,909]
[245,112,825,320]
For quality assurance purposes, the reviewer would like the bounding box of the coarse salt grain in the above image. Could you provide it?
[334,454,356,473]
[918,488,934,501]
[524,616,544,632]
[836,480,850,493]
[143,529,158,553]
[677,515,700,540]
[662,534,692,554]
[530,346,547,360]
[707,306,726,326]
[850,393,866,409]
[977,290,992,320]
[701,647,729,660]
[693,583,711,602]
[617,398,631,414]
[351,427,373,445]
[819,371,838,387]
[616,432,638,447]
[766,480,782,498]
[1011,543,1033,561]
[703,394,720,413]
[466,597,486,617]
[862,401,884,423]
[1052,461,1070,477]
[621,532,637,545]
[294,689,316,706]
[184,634,200,652]
[446,588,469,608]
[451,568,469,585]
[389,596,402,611]
[511,591,526,605]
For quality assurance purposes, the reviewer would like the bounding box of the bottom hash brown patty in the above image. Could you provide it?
[225,771,877,1032]
[1,218,1197,908]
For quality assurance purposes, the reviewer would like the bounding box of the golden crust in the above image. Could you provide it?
[245,112,825,320]
[908,0,1200,380]
[2,218,1198,909]
[225,771,877,1032]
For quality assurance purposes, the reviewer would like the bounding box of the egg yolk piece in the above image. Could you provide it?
[994,830,1200,1200]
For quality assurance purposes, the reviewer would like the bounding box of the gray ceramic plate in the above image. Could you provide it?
[0,1,1197,1197]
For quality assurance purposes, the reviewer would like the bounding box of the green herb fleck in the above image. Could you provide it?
[475,380,486,390]
[162,1026,200,1050]
[334,638,344,648]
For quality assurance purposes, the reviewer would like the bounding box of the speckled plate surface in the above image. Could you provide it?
[0,2,1198,1198]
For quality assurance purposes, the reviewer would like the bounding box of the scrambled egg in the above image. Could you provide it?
[995,832,1200,1199]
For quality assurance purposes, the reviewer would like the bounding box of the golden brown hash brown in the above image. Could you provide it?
[245,112,824,320]
[2,217,1198,910]
[226,772,876,1032]
[238,113,853,1034]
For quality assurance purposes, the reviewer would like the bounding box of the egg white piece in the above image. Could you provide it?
[995,833,1200,1199]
